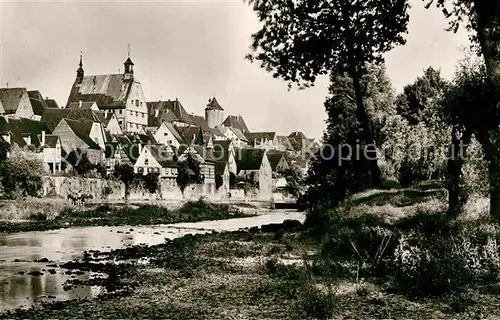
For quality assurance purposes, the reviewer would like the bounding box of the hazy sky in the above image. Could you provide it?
[0,0,469,139]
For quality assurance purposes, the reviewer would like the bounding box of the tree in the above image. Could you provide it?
[426,0,500,219]
[0,140,9,163]
[215,172,224,190]
[65,148,93,176]
[176,154,201,194]
[142,172,160,193]
[0,154,45,199]
[283,166,305,199]
[113,164,135,198]
[247,0,410,186]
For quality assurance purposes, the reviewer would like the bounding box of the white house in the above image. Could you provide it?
[134,144,178,181]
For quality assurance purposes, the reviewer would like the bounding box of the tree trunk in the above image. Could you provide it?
[476,129,500,221]
[351,71,382,187]
[447,126,472,219]
[473,1,500,220]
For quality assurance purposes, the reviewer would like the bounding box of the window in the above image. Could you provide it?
[135,111,138,117]
[119,109,123,115]
[142,113,144,118]
[145,159,149,165]
[119,120,123,125]
[135,100,139,107]
[164,132,168,136]
[140,102,143,107]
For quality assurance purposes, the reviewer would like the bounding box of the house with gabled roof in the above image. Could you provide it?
[52,119,105,163]
[149,122,184,149]
[223,115,249,133]
[133,144,178,180]
[27,90,47,121]
[147,98,206,128]
[215,161,230,197]
[65,54,148,133]
[222,126,248,148]
[288,131,317,156]
[235,148,273,199]
[67,101,99,111]
[39,133,62,174]
[0,88,40,121]
[267,151,290,174]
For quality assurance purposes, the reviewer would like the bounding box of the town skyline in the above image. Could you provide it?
[1,1,470,139]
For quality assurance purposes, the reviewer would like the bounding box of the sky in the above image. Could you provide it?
[0,0,470,139]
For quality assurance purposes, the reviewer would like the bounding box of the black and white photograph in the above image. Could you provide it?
[0,0,499,318]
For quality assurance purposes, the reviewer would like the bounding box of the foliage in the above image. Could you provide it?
[301,67,395,207]
[113,164,135,196]
[65,149,94,176]
[282,166,305,199]
[0,139,10,163]
[215,172,224,190]
[246,0,410,87]
[0,154,45,199]
[176,153,201,193]
[380,67,451,187]
[142,172,160,193]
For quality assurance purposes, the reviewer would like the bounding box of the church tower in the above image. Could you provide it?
[205,97,224,129]
[124,45,134,81]
[76,54,84,84]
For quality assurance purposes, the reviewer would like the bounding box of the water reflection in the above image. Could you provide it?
[0,211,304,312]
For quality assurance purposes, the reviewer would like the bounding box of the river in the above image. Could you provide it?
[0,211,304,312]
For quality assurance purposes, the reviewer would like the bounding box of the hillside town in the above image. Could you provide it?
[0,54,318,200]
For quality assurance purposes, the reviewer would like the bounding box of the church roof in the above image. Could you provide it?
[205,97,224,111]
[66,74,133,109]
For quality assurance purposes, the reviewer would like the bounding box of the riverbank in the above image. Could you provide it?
[3,183,500,319]
[0,199,256,233]
[4,218,500,319]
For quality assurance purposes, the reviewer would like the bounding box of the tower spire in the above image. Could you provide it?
[76,51,84,84]
[128,44,130,58]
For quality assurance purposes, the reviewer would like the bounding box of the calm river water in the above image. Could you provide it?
[0,211,304,312]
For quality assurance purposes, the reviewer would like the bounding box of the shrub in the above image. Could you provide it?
[392,223,500,295]
[298,283,338,320]
[0,154,45,199]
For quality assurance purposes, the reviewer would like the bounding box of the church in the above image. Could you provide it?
[65,53,148,133]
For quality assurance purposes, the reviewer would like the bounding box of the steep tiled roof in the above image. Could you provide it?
[67,101,97,109]
[180,144,216,163]
[0,88,27,114]
[45,99,59,109]
[62,119,100,150]
[223,115,249,133]
[205,97,224,111]
[66,74,132,109]
[0,116,49,148]
[266,151,288,172]
[27,90,48,116]
[176,126,203,145]
[41,108,103,132]
[277,136,295,151]
[147,99,190,125]
[164,123,184,144]
[230,127,248,142]
[147,144,178,168]
[236,148,266,171]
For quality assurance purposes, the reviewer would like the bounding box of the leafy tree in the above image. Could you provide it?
[283,166,305,199]
[396,67,450,125]
[113,164,135,198]
[425,1,500,219]
[65,148,93,176]
[301,66,395,207]
[247,0,410,186]
[176,154,201,194]
[0,154,45,199]
[0,139,9,163]
[142,172,160,193]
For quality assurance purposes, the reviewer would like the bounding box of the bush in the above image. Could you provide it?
[298,283,338,320]
[392,223,500,295]
[0,154,45,199]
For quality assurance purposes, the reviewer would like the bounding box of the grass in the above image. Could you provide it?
[0,199,250,233]
[3,182,500,319]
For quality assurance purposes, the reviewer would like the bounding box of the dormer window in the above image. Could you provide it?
[145,158,149,165]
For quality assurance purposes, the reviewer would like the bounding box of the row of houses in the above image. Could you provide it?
[0,54,318,199]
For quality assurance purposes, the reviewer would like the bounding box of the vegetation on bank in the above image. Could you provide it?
[0,199,250,233]
[3,186,500,319]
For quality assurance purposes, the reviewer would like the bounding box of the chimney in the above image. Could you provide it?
[155,109,159,117]
[41,130,46,146]
[104,110,108,118]
[79,100,82,108]
[138,143,142,155]
[192,134,196,144]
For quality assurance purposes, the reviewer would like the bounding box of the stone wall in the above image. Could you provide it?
[42,176,125,200]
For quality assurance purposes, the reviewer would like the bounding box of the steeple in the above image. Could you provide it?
[124,44,134,78]
[76,52,84,84]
